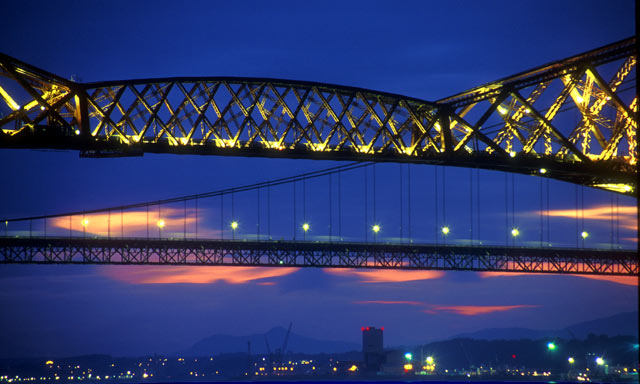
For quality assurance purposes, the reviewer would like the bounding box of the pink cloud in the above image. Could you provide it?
[534,204,637,231]
[478,271,638,286]
[102,266,298,284]
[325,268,444,283]
[353,300,539,316]
[430,304,540,316]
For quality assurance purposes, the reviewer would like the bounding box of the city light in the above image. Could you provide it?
[426,356,434,364]
[75,129,81,135]
[372,224,380,233]
[157,219,165,228]
[441,226,450,235]
[497,106,507,115]
[581,231,589,239]
[403,363,413,371]
[509,151,516,157]
[230,221,238,230]
[547,342,556,350]
[302,223,310,232]
[511,228,520,237]
[568,357,575,364]
[596,357,604,365]
[404,353,412,361]
[539,168,547,174]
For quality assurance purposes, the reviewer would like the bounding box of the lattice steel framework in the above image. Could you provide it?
[0,237,635,276]
[0,38,637,194]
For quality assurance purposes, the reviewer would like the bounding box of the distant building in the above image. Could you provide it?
[362,326,384,372]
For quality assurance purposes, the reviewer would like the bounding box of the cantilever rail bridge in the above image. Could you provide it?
[0,38,637,275]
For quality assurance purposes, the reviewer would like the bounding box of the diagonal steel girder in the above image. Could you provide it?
[0,38,636,195]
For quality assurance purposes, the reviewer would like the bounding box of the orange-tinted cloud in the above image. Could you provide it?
[51,208,199,237]
[573,275,638,286]
[478,271,638,286]
[353,299,539,316]
[535,204,637,231]
[325,268,444,283]
[102,266,298,284]
[430,304,539,316]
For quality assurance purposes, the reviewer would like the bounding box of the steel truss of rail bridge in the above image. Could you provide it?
[0,38,637,275]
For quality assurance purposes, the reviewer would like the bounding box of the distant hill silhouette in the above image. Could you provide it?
[450,311,638,341]
[185,312,637,356]
[185,326,359,356]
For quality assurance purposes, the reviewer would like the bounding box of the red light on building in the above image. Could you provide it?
[512,354,516,359]
[381,327,384,331]
[361,327,365,331]
[366,327,370,331]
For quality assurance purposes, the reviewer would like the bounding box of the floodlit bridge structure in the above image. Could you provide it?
[0,38,637,275]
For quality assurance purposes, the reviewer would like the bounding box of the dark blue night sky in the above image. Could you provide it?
[0,0,636,358]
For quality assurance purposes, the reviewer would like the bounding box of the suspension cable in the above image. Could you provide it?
[5,162,373,223]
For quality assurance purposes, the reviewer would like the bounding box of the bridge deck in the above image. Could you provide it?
[0,237,636,276]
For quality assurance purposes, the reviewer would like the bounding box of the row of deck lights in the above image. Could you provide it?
[75,218,590,241]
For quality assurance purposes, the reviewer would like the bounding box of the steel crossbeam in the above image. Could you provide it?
[0,237,636,276]
[0,38,637,194]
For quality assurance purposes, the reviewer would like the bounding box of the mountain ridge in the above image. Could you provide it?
[185,311,638,356]
[448,311,638,341]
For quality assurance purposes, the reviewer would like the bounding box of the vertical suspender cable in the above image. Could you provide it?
[610,193,614,249]
[469,169,473,244]
[575,184,579,248]
[329,174,333,241]
[108,210,111,238]
[504,173,508,245]
[184,199,187,240]
[338,171,342,240]
[257,188,260,240]
[442,167,446,231]
[364,166,368,242]
[293,181,297,240]
[400,163,403,241]
[408,163,412,242]
[615,193,620,246]
[195,197,198,239]
[146,205,149,239]
[476,168,480,243]
[268,184,271,239]
[121,209,123,238]
[220,194,224,240]
[434,166,438,244]
[546,179,550,244]
[539,177,543,246]
[581,187,585,248]
[373,163,377,228]
[511,173,515,242]
[44,217,47,238]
